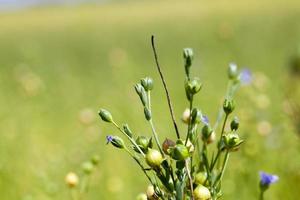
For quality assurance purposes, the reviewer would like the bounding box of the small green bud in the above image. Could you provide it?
[223,133,243,151]
[193,185,211,200]
[223,99,235,115]
[162,138,176,155]
[230,116,239,131]
[91,155,100,165]
[81,161,94,175]
[144,107,152,121]
[185,78,202,100]
[183,48,193,77]
[191,108,202,124]
[201,125,213,141]
[134,83,148,106]
[98,109,113,123]
[146,149,163,168]
[107,135,125,149]
[170,144,190,161]
[141,77,153,91]
[122,124,133,137]
[195,172,207,185]
[136,136,153,153]
[228,63,238,80]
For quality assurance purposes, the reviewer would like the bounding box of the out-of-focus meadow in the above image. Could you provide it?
[0,0,300,199]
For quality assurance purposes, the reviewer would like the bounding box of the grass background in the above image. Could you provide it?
[0,0,300,199]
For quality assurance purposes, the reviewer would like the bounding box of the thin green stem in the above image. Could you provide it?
[185,159,195,200]
[112,121,145,157]
[202,143,212,186]
[219,151,230,182]
[219,114,228,141]
[147,91,164,155]
[210,114,228,171]
[259,190,264,200]
[79,175,89,195]
[213,150,230,188]
[213,80,239,131]
[185,97,193,145]
[124,146,154,185]
[149,120,164,155]
[70,188,78,200]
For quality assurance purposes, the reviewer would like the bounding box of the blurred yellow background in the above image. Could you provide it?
[0,0,300,199]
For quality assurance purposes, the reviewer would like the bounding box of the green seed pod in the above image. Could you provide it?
[91,155,100,165]
[195,172,207,185]
[170,144,190,161]
[136,136,153,153]
[191,108,202,124]
[223,133,243,151]
[81,161,94,175]
[162,138,176,155]
[146,149,163,168]
[135,83,148,107]
[185,78,202,100]
[193,185,211,200]
[201,125,213,141]
[122,124,133,137]
[109,136,125,149]
[223,99,235,115]
[183,48,193,77]
[141,77,154,91]
[144,107,152,121]
[98,109,113,123]
[228,63,238,80]
[230,116,239,131]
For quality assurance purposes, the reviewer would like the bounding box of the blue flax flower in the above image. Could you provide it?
[239,68,252,85]
[201,115,209,125]
[106,135,114,144]
[259,171,279,188]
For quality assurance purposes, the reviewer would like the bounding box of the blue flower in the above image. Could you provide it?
[201,115,209,125]
[259,171,279,186]
[239,68,252,85]
[106,135,114,144]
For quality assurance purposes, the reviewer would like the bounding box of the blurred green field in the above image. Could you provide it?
[0,0,300,199]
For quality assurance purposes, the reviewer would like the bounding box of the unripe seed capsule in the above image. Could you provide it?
[98,109,113,123]
[146,149,163,168]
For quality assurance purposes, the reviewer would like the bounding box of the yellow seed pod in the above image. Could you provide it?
[182,108,191,124]
[193,185,211,200]
[195,172,207,185]
[146,149,163,168]
[146,185,158,200]
[65,172,79,188]
[136,193,147,200]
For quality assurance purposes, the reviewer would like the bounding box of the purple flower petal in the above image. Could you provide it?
[106,135,114,144]
[259,171,279,186]
[239,68,252,85]
[201,115,209,125]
